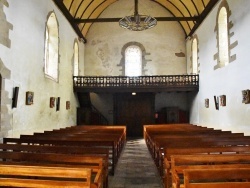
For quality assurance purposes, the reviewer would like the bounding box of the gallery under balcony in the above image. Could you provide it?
[73,75,199,93]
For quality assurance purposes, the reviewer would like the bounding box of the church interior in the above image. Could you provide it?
[1,0,250,187]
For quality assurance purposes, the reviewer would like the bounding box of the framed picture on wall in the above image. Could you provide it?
[66,101,70,110]
[26,91,34,105]
[205,98,209,108]
[50,97,55,108]
[220,95,226,106]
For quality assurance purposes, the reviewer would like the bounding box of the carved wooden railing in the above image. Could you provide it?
[73,75,199,90]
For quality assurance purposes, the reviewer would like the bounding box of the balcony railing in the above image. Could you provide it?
[73,75,199,92]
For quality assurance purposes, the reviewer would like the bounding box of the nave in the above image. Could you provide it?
[109,138,163,188]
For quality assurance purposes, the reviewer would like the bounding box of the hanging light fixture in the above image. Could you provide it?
[119,0,157,31]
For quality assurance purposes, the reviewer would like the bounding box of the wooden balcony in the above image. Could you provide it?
[73,75,199,93]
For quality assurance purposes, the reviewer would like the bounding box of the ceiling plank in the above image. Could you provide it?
[188,0,219,38]
[53,0,87,43]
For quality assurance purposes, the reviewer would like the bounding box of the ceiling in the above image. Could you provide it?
[53,0,219,43]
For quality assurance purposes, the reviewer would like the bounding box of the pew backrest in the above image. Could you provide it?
[0,164,92,188]
[184,168,250,188]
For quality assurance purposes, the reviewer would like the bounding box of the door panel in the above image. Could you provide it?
[114,93,154,137]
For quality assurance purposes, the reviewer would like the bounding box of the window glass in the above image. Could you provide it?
[73,41,79,76]
[44,12,59,81]
[192,38,198,74]
[125,45,142,76]
[218,7,229,66]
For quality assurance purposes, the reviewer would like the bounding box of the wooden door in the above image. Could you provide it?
[114,93,155,137]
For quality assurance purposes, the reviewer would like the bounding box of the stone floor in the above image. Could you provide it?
[109,138,164,188]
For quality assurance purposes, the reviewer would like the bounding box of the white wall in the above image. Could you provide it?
[0,0,84,139]
[84,0,186,76]
[188,0,250,135]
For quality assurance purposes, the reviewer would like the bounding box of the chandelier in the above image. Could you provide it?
[119,0,157,31]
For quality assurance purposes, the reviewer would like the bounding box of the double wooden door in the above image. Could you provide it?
[114,93,155,137]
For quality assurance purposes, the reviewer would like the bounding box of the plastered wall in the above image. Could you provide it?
[84,0,188,125]
[84,0,186,76]
[0,0,84,139]
[188,0,250,135]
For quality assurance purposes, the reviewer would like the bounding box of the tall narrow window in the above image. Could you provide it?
[73,41,79,76]
[125,45,142,76]
[218,7,229,66]
[214,1,237,70]
[44,12,59,81]
[192,38,198,74]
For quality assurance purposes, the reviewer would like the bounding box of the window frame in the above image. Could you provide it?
[125,45,142,77]
[73,40,79,77]
[44,12,59,82]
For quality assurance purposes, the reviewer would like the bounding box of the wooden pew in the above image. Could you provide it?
[154,137,250,176]
[171,154,250,188]
[150,132,246,162]
[144,124,216,145]
[13,125,127,176]
[183,168,250,188]
[41,125,127,154]
[0,164,92,188]
[144,125,235,158]
[31,132,124,159]
[143,124,250,188]
[4,136,118,175]
[58,125,127,149]
[0,151,103,188]
[163,146,250,188]
[0,143,109,188]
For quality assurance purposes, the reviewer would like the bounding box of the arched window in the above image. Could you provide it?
[73,40,79,76]
[44,12,59,81]
[125,45,142,76]
[218,7,229,67]
[192,38,198,74]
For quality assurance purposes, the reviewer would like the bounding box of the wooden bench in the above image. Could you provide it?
[4,136,118,175]
[143,124,250,188]
[154,137,250,176]
[41,125,127,154]
[144,124,217,146]
[0,143,109,188]
[0,151,104,188]
[150,133,246,163]
[162,146,250,188]
[0,164,92,188]
[30,132,125,159]
[144,126,235,158]
[171,154,250,188]
[183,168,250,188]
[12,125,127,176]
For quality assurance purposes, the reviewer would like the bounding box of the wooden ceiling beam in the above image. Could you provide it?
[188,0,219,38]
[53,0,87,43]
[74,16,199,23]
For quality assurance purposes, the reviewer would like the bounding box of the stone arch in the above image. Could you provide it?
[214,0,238,70]
[118,42,149,76]
[44,11,59,82]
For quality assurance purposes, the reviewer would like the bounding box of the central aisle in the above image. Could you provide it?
[109,138,164,188]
